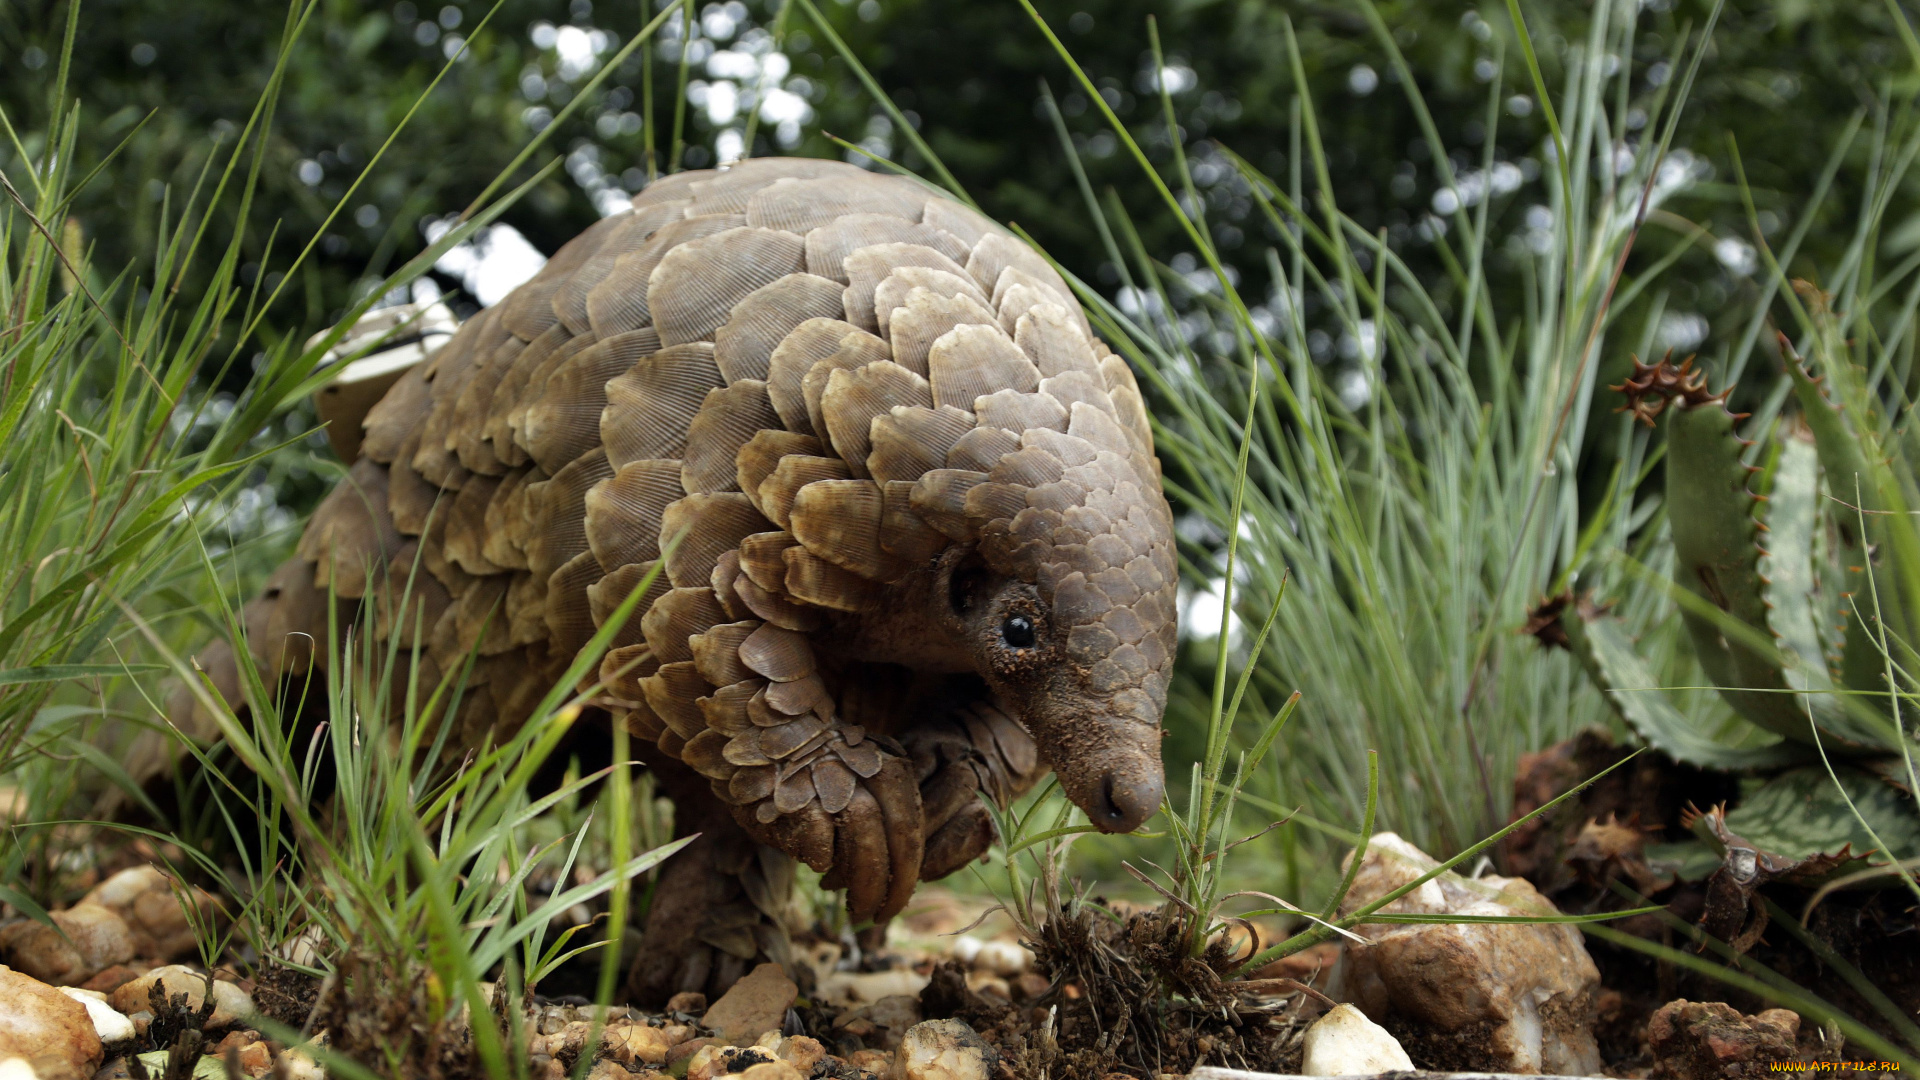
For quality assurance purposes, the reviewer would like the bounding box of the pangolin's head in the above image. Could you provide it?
[897,308,1178,834]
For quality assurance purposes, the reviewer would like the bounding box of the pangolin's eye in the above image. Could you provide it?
[1001,615,1036,649]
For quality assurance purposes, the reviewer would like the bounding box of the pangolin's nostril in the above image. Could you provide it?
[1093,768,1162,833]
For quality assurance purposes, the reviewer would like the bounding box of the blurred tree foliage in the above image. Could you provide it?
[1,0,1911,461]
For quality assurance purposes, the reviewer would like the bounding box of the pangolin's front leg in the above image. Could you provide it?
[903,690,1043,879]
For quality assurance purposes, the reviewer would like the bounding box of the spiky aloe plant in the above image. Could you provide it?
[1553,317,1920,874]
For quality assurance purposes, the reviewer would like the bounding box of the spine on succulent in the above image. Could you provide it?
[1780,333,1909,738]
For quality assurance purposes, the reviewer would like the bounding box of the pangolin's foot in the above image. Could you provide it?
[627,784,802,1007]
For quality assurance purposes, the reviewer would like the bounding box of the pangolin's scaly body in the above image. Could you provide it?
[189,157,1176,1000]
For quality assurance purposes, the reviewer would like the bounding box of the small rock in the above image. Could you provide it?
[700,963,798,1045]
[0,1060,38,1080]
[847,1049,892,1077]
[668,1037,715,1065]
[0,906,135,987]
[53,990,132,1045]
[971,941,1029,976]
[665,991,708,1014]
[0,966,104,1080]
[773,1034,825,1073]
[601,1020,672,1066]
[889,1019,994,1080]
[660,1023,697,1045]
[76,967,142,995]
[837,995,921,1052]
[81,868,219,962]
[1300,1003,1414,1075]
[816,968,929,1008]
[106,966,252,1029]
[1648,1000,1803,1079]
[275,1047,324,1080]
[1011,973,1049,1001]
[738,1062,804,1080]
[687,1044,776,1080]
[1331,832,1604,1075]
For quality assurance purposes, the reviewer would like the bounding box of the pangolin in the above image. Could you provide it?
[182,156,1176,1002]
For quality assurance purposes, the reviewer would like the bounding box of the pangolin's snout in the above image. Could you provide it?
[1089,767,1163,833]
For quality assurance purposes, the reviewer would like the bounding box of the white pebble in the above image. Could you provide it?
[58,987,135,1043]
[1301,1003,1414,1076]
[949,936,982,964]
[973,940,1029,976]
[0,1059,38,1080]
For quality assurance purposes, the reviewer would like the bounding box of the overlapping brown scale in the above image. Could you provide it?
[1013,304,1102,379]
[764,318,868,433]
[878,480,948,563]
[927,323,1041,412]
[992,264,1076,315]
[520,329,658,473]
[442,474,503,575]
[789,479,903,581]
[641,587,727,664]
[700,678,764,736]
[522,448,613,583]
[685,157,859,214]
[738,531,799,591]
[453,335,526,475]
[585,214,746,339]
[805,214,969,284]
[731,571,823,632]
[583,458,682,571]
[370,546,452,647]
[887,289,1001,378]
[260,559,331,677]
[414,313,509,486]
[744,174,926,234]
[966,234,1088,334]
[481,466,540,571]
[299,457,403,598]
[921,198,1007,249]
[782,546,884,611]
[988,447,1068,489]
[908,468,990,542]
[499,213,632,340]
[866,405,975,484]
[631,169,711,209]
[450,574,515,658]
[1035,371,1115,422]
[842,244,971,333]
[799,336,892,440]
[507,331,601,456]
[659,492,774,587]
[552,200,692,335]
[420,510,466,591]
[764,673,831,717]
[710,547,751,621]
[544,549,608,657]
[1098,354,1156,461]
[639,659,712,739]
[682,380,780,493]
[729,765,778,804]
[601,643,659,708]
[483,325,571,468]
[689,620,763,686]
[587,560,669,648]
[756,455,851,529]
[601,342,724,467]
[735,430,822,518]
[1065,400,1136,458]
[810,758,857,815]
[505,570,550,646]
[712,273,846,384]
[820,362,933,479]
[873,267,988,339]
[650,228,807,347]
[973,388,1067,434]
[946,426,1022,473]
[360,364,433,465]
[762,714,828,762]
[736,623,815,682]
[684,729,739,780]
[386,433,443,536]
